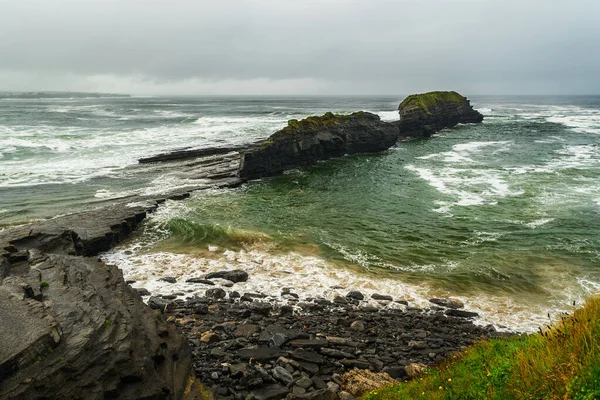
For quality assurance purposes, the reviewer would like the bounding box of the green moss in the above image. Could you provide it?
[104,319,111,328]
[258,140,274,150]
[278,111,363,135]
[399,91,467,115]
[40,281,49,288]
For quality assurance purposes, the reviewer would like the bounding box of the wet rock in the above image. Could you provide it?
[135,287,151,296]
[230,291,241,299]
[290,339,326,349]
[206,288,227,299]
[269,333,288,348]
[333,296,347,304]
[371,293,393,301]
[229,363,248,379]
[429,298,464,309]
[340,359,371,370]
[346,291,364,301]
[291,349,324,364]
[186,277,215,285]
[445,309,479,318]
[273,366,294,384]
[147,295,173,312]
[200,331,220,344]
[251,384,289,400]
[238,347,283,361]
[206,270,249,283]
[296,376,313,389]
[159,276,177,283]
[234,324,261,338]
[320,348,353,359]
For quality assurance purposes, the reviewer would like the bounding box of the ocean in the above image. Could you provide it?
[1,93,599,332]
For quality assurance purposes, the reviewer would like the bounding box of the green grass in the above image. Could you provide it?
[399,91,467,115]
[364,296,600,400]
[275,111,365,137]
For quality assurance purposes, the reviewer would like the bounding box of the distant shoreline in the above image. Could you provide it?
[0,91,130,99]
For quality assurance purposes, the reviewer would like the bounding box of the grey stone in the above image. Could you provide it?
[206,269,249,283]
[273,366,294,384]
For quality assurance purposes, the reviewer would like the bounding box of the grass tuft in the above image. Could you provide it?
[364,296,600,400]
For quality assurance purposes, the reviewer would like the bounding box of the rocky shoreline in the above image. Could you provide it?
[149,280,507,399]
[0,91,490,400]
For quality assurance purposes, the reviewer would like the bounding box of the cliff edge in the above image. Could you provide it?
[398,91,483,137]
[238,111,399,180]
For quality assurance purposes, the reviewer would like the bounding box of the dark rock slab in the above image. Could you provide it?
[251,384,289,400]
[371,293,393,301]
[206,270,249,283]
[0,254,200,400]
[445,309,479,318]
[238,347,283,361]
[291,349,324,364]
[186,277,215,285]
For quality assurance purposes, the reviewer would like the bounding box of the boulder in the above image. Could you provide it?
[205,269,249,283]
[340,369,397,396]
[397,91,483,137]
[238,112,399,180]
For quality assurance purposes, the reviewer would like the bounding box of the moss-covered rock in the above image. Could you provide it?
[239,111,399,180]
[398,91,483,137]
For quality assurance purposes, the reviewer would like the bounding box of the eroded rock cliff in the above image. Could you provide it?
[397,91,483,137]
[0,227,205,400]
[238,111,399,180]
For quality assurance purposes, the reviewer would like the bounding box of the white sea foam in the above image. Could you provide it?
[405,164,522,213]
[525,218,555,228]
[101,240,599,333]
[375,110,400,122]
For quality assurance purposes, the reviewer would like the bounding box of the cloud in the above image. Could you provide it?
[0,0,598,94]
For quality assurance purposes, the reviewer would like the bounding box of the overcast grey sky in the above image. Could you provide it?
[0,0,598,95]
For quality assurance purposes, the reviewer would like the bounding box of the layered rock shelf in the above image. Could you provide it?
[397,91,483,137]
[238,112,399,180]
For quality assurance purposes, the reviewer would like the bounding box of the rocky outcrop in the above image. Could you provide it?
[0,230,206,400]
[238,112,399,180]
[397,91,483,137]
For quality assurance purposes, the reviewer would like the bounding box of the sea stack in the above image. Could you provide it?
[238,111,399,180]
[397,91,483,137]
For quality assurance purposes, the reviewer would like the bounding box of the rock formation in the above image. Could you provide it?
[397,91,483,137]
[238,112,399,180]
[0,227,206,399]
